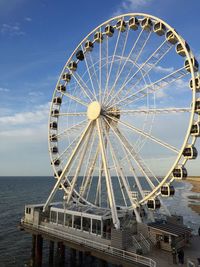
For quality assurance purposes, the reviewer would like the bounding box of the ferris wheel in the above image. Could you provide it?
[43,13,200,229]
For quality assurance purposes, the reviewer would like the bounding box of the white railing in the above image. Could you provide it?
[22,222,156,267]
[132,235,142,250]
[140,233,151,252]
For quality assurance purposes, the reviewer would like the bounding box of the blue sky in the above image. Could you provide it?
[0,0,200,176]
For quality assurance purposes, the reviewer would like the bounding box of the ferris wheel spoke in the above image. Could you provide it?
[108,107,191,116]
[103,120,155,196]
[111,66,188,108]
[102,36,109,104]
[103,124,140,210]
[44,120,93,211]
[107,26,130,101]
[106,38,172,107]
[58,112,87,117]
[80,131,99,199]
[104,23,123,103]
[88,51,101,97]
[97,118,120,229]
[66,123,94,203]
[55,119,87,139]
[102,120,128,207]
[55,132,83,163]
[62,91,89,107]
[99,28,103,103]
[103,29,144,104]
[81,44,98,102]
[68,70,95,102]
[112,125,157,189]
[106,114,179,154]
[104,29,152,106]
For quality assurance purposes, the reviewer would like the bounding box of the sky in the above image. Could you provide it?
[0,0,200,176]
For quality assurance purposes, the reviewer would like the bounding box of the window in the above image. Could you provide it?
[163,235,169,243]
[65,214,72,227]
[82,217,90,232]
[26,207,31,214]
[50,211,57,223]
[74,216,81,229]
[92,219,101,235]
[58,212,64,225]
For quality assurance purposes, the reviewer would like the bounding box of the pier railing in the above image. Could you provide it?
[22,222,156,267]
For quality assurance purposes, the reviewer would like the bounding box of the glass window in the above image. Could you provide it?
[58,212,64,225]
[82,217,91,232]
[92,219,101,235]
[50,211,57,223]
[65,214,72,227]
[163,235,169,243]
[74,215,81,229]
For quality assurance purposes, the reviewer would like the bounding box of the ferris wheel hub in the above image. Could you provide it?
[87,101,101,120]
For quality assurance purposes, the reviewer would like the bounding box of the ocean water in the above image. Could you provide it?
[0,176,199,267]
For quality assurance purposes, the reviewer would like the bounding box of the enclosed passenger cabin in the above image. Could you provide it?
[172,166,187,179]
[50,122,58,130]
[141,17,152,31]
[176,42,190,57]
[94,32,103,43]
[62,73,71,82]
[183,145,198,159]
[190,122,200,136]
[128,17,139,30]
[53,97,62,105]
[85,40,94,52]
[51,146,58,154]
[161,184,175,197]
[147,198,161,210]
[195,98,200,114]
[76,50,84,61]
[57,84,66,92]
[53,159,60,166]
[105,25,114,37]
[185,57,199,73]
[189,75,200,92]
[54,170,63,179]
[166,30,178,45]
[51,109,59,117]
[153,22,166,36]
[50,134,57,142]
[68,61,77,71]
[116,19,126,32]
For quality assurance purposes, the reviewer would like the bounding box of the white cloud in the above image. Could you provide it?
[1,23,25,36]
[0,87,10,92]
[25,17,32,22]
[113,0,154,16]
[0,102,50,126]
[154,65,174,74]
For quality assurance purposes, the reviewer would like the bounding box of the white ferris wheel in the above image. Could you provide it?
[43,13,200,229]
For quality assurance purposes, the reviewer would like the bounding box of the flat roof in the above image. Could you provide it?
[148,222,192,237]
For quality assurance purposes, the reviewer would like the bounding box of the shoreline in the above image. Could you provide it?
[185,177,200,215]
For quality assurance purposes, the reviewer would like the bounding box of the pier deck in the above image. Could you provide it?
[150,235,200,266]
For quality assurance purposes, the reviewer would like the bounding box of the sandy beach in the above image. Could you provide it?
[186,177,200,215]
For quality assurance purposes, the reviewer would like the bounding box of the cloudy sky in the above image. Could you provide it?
[0,0,200,176]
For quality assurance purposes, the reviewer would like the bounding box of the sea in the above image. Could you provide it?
[0,176,199,267]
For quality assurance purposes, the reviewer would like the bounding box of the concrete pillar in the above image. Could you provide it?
[30,234,36,267]
[69,247,76,265]
[98,258,108,267]
[56,242,65,266]
[78,250,83,262]
[35,234,43,267]
[49,240,54,266]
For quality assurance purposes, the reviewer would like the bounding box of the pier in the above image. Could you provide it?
[19,202,200,267]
